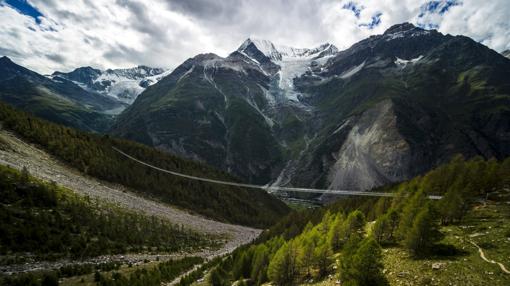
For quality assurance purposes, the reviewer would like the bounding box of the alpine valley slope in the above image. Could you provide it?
[112,23,510,194]
[0,56,123,132]
[0,101,289,227]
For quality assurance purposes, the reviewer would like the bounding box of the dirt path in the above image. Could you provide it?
[469,240,510,274]
[0,129,261,273]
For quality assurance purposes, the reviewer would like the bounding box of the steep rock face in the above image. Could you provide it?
[327,100,411,190]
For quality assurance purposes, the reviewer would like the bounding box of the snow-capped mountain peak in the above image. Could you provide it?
[275,42,338,59]
[102,66,164,80]
[237,38,338,62]
[50,65,167,104]
[236,38,339,103]
[238,38,282,61]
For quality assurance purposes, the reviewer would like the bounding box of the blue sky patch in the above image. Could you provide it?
[419,0,461,17]
[359,12,382,29]
[3,0,43,24]
[342,1,363,18]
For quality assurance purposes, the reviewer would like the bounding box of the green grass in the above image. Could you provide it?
[381,201,510,286]
[303,200,510,286]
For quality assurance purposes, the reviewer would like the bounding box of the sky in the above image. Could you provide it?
[0,0,509,74]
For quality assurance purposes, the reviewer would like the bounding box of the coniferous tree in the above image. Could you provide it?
[373,214,390,244]
[314,239,332,278]
[209,267,228,286]
[342,210,366,243]
[327,214,344,251]
[404,203,442,256]
[345,237,388,286]
[397,189,427,240]
[250,244,269,284]
[439,185,466,225]
[339,232,362,284]
[297,236,315,279]
[267,240,299,286]
[233,251,252,279]
[0,164,212,260]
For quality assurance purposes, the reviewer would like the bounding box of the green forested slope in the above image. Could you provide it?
[199,156,510,286]
[0,102,289,228]
[0,165,214,261]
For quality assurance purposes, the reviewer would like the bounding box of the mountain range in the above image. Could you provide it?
[111,23,510,194]
[112,37,340,185]
[1,22,509,195]
[0,57,166,132]
[51,65,166,105]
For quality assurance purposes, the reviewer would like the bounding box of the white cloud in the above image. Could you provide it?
[438,0,510,52]
[0,0,216,73]
[0,0,508,74]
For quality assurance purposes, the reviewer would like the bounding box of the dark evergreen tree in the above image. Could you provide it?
[343,237,388,286]
[404,203,442,256]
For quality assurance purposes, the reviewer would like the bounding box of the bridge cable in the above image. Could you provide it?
[112,147,442,200]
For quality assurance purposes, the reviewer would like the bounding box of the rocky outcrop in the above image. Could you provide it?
[327,100,411,190]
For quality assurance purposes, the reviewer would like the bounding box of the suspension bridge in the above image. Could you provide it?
[112,147,443,200]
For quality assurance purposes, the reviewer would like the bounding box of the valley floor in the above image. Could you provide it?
[0,128,261,274]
